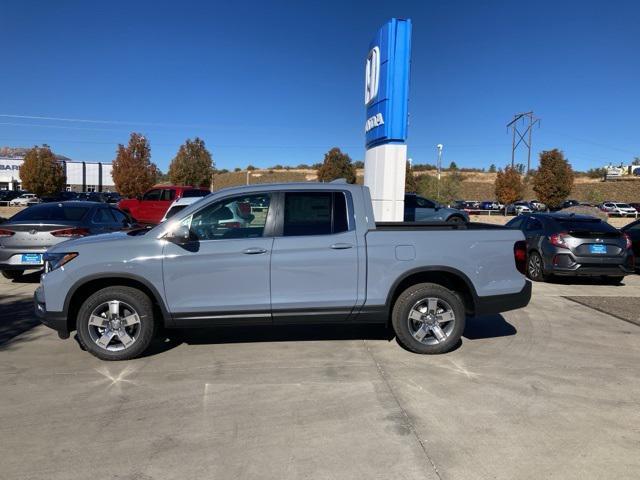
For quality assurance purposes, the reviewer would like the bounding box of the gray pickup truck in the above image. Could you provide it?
[35,182,531,360]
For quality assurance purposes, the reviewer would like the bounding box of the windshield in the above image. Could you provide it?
[10,204,89,222]
[182,189,210,198]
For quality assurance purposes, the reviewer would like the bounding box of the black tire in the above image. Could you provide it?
[446,215,466,225]
[392,283,465,354]
[2,270,24,280]
[526,251,547,282]
[76,286,156,361]
[602,276,624,285]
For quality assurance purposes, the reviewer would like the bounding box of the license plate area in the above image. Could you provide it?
[589,244,607,255]
[21,253,43,264]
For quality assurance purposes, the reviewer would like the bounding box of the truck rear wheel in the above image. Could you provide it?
[392,283,465,354]
[76,286,156,361]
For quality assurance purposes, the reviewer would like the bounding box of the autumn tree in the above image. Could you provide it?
[317,147,356,183]
[495,166,524,206]
[168,137,214,187]
[19,146,66,196]
[405,162,418,193]
[532,149,574,209]
[111,133,158,198]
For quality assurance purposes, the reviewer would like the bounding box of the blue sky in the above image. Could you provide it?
[0,0,638,172]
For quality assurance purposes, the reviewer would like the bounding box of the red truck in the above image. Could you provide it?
[118,185,210,225]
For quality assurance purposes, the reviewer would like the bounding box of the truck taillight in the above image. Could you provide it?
[51,228,90,237]
[623,233,632,250]
[0,228,15,237]
[549,232,570,248]
[514,241,527,275]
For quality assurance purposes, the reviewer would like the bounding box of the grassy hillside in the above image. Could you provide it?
[214,168,640,202]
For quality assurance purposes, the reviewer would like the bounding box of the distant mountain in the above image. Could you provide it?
[0,146,72,162]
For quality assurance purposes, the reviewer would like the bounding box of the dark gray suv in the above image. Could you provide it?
[506,213,634,283]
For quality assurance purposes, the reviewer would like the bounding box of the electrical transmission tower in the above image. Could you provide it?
[507,111,540,173]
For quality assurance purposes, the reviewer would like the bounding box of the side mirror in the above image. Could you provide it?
[165,225,191,244]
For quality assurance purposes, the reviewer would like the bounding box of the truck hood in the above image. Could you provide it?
[47,231,142,253]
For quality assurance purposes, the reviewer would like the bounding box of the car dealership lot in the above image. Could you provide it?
[1,275,639,480]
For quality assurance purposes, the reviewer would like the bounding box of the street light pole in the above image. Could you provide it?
[436,144,443,201]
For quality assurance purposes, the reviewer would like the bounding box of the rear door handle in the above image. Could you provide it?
[242,247,267,255]
[330,243,353,250]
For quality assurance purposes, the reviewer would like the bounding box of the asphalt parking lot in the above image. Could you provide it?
[1,273,639,480]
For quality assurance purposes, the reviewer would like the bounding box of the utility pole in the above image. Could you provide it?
[507,111,540,173]
[436,144,443,200]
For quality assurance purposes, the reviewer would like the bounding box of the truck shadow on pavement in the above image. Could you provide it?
[0,297,41,348]
[145,314,516,357]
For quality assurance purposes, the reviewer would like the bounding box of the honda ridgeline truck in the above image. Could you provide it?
[35,182,531,360]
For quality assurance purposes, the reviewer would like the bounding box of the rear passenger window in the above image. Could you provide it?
[526,218,543,231]
[161,189,176,201]
[93,208,115,224]
[283,192,349,236]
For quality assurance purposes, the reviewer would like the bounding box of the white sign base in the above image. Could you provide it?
[364,144,407,222]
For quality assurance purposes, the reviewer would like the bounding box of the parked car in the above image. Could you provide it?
[35,182,531,360]
[404,194,469,224]
[620,219,640,268]
[161,196,207,222]
[451,200,480,211]
[0,201,134,280]
[118,185,210,225]
[479,201,501,211]
[103,192,122,204]
[599,202,637,216]
[552,199,580,211]
[506,212,634,283]
[0,190,23,204]
[505,202,532,215]
[9,193,40,206]
[529,200,547,212]
[41,191,79,203]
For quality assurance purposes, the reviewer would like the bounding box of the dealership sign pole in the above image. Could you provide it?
[364,18,412,221]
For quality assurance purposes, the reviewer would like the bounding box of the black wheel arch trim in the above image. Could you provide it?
[62,273,171,327]
[383,266,480,313]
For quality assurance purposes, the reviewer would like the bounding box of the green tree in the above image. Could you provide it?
[354,160,365,169]
[405,162,418,193]
[112,133,159,198]
[532,149,575,209]
[495,166,524,205]
[488,164,497,173]
[632,157,640,165]
[317,147,356,183]
[19,146,66,196]
[247,165,256,171]
[168,137,213,187]
[448,161,458,171]
[417,171,464,204]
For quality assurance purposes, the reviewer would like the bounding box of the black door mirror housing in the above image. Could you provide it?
[165,225,191,244]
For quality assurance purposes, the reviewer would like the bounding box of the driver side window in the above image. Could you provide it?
[142,189,162,201]
[182,193,271,240]
[416,197,435,208]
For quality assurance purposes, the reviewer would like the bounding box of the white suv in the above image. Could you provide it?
[600,202,637,216]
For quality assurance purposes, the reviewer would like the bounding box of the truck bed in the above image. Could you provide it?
[374,221,508,231]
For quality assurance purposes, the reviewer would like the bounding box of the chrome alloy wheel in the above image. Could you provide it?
[87,300,142,352]
[407,297,456,345]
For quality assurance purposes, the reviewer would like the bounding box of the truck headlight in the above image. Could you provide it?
[44,252,78,272]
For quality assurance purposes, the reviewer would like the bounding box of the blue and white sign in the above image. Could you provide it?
[365,18,412,148]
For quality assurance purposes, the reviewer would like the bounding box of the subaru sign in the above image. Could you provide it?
[365,18,412,148]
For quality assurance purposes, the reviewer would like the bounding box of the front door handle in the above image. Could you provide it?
[242,247,267,255]
[330,243,353,250]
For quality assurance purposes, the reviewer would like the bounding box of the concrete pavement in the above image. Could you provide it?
[1,273,639,479]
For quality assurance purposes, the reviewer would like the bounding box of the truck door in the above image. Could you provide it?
[162,192,275,324]
[137,188,162,223]
[270,191,359,323]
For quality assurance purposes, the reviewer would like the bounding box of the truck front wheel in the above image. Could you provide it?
[76,286,156,361]
[392,283,465,354]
